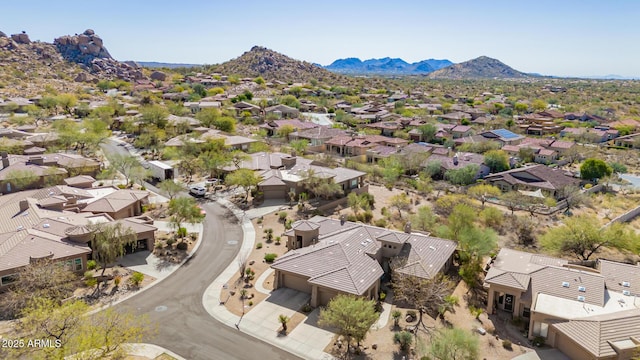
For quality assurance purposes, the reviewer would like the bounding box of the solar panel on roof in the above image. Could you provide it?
[493,129,520,139]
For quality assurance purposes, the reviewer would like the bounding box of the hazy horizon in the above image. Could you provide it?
[2,0,639,78]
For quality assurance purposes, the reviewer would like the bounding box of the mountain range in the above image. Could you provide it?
[427,56,529,79]
[324,57,453,75]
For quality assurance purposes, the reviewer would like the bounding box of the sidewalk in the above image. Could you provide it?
[202,197,336,360]
[123,343,187,360]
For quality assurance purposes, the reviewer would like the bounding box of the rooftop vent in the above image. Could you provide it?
[428,246,436,251]
[562,282,570,288]
[42,223,50,228]
[577,296,585,302]
[622,281,631,288]
[623,290,631,296]
[578,286,586,292]
[16,225,24,231]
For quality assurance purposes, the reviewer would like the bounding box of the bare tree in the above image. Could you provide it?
[237,250,249,282]
[391,257,454,334]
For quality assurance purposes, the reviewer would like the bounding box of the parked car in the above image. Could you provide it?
[189,185,206,197]
[205,177,220,186]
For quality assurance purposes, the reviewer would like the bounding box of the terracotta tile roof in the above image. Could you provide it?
[394,236,457,279]
[293,126,347,140]
[64,175,96,186]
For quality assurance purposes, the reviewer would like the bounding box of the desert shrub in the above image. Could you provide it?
[374,218,388,228]
[406,310,417,318]
[176,242,188,250]
[393,331,413,351]
[86,260,97,271]
[248,300,253,306]
[84,271,93,280]
[129,272,144,287]
[381,207,389,217]
[346,214,357,222]
[434,194,472,217]
[177,227,188,238]
[278,211,288,222]
[502,339,512,350]
[114,275,122,287]
[117,184,127,189]
[264,253,278,263]
[480,207,504,230]
[256,242,263,249]
[533,336,545,347]
[284,219,293,230]
[357,210,373,223]
[274,236,281,245]
[166,238,176,246]
[85,277,97,287]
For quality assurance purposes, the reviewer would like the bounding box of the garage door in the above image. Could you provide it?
[318,288,338,306]
[263,188,285,199]
[282,274,311,293]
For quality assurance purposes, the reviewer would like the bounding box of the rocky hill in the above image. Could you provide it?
[325,57,453,75]
[427,56,529,79]
[54,29,143,81]
[213,46,344,83]
[0,29,146,96]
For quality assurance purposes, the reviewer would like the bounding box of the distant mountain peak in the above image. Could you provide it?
[325,56,452,75]
[427,56,529,79]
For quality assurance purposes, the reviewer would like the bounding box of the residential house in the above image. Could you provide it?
[272,216,456,307]
[253,154,366,200]
[613,133,640,148]
[483,164,579,198]
[484,248,640,360]
[426,152,490,180]
[80,189,149,220]
[0,187,156,288]
[265,104,300,119]
[289,127,348,151]
[259,119,317,137]
[230,101,262,117]
[325,134,408,158]
[0,153,68,194]
[183,100,221,114]
[477,129,525,146]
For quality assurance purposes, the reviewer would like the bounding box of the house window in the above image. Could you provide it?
[65,260,73,271]
[523,307,530,318]
[350,179,358,188]
[1,274,18,286]
[74,258,83,271]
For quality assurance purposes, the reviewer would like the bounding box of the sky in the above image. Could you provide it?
[1,0,639,77]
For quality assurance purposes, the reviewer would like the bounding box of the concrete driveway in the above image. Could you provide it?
[240,288,336,360]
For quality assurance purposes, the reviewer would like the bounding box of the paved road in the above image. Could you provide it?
[101,140,299,360]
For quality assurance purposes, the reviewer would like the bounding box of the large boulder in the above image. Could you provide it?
[77,34,90,45]
[0,31,6,38]
[11,33,30,44]
[150,71,167,81]
[83,29,95,36]
[74,72,89,82]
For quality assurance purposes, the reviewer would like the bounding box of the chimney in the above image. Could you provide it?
[404,221,412,234]
[1,152,8,169]
[282,156,297,169]
[29,156,44,165]
[19,199,28,212]
[340,214,346,225]
[453,154,459,166]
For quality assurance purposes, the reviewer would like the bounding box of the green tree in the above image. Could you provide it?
[484,149,510,173]
[195,108,221,128]
[140,104,169,129]
[55,93,77,115]
[514,102,529,114]
[608,162,627,174]
[106,153,144,187]
[580,158,612,181]
[379,156,405,186]
[347,192,367,215]
[225,168,261,200]
[445,164,479,185]
[11,297,152,360]
[276,124,295,140]
[289,139,309,155]
[531,99,548,112]
[278,314,289,334]
[417,123,437,142]
[168,196,205,236]
[389,192,411,218]
[89,222,137,278]
[158,179,186,200]
[198,150,231,182]
[318,294,378,354]
[518,147,535,163]
[428,328,480,360]
[540,215,637,260]
[410,205,437,232]
[213,116,237,133]
[280,95,300,109]
[467,183,502,208]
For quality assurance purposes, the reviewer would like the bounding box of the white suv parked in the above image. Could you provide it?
[189,185,206,197]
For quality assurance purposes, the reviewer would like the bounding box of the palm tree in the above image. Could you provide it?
[278,314,290,334]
